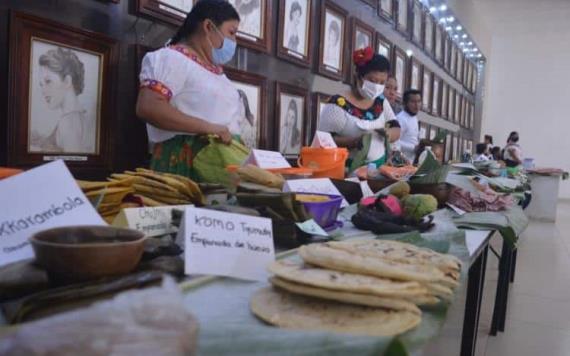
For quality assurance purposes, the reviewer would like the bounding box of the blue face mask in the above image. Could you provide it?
[209,26,236,65]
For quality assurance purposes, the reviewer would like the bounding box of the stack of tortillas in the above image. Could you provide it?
[251,239,462,337]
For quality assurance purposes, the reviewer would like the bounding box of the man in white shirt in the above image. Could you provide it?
[396,89,422,162]
[474,143,490,161]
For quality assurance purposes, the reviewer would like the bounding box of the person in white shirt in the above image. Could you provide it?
[396,89,422,162]
[474,143,490,161]
[503,131,523,167]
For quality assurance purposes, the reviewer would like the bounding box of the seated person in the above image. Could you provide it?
[318,47,395,171]
[474,143,490,161]
[385,120,410,166]
[490,146,502,161]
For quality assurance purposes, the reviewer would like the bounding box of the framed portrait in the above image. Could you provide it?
[431,75,441,116]
[452,135,459,160]
[409,58,422,90]
[470,103,475,129]
[136,0,195,26]
[349,18,375,82]
[310,92,330,142]
[441,82,448,119]
[435,24,443,64]
[429,126,438,141]
[411,0,424,47]
[376,33,393,61]
[394,47,408,98]
[443,36,451,71]
[378,0,394,22]
[450,44,457,77]
[467,62,474,91]
[225,68,268,149]
[395,0,409,36]
[472,66,478,93]
[419,122,428,140]
[317,0,348,80]
[455,91,462,125]
[422,68,432,112]
[423,13,434,57]
[6,12,117,170]
[444,133,452,162]
[457,51,464,81]
[229,0,273,53]
[275,82,309,157]
[448,87,455,123]
[277,0,313,68]
[458,96,464,127]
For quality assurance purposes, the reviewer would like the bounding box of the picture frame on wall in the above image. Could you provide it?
[359,0,377,8]
[419,122,428,139]
[310,92,330,141]
[225,67,268,149]
[448,87,455,123]
[135,0,195,27]
[409,58,422,90]
[317,0,348,80]
[395,0,409,36]
[450,43,457,77]
[423,13,434,57]
[435,24,443,64]
[441,82,448,119]
[457,51,464,81]
[394,47,408,98]
[349,18,375,82]
[277,0,313,68]
[378,0,394,22]
[445,133,452,162]
[229,0,273,53]
[376,33,393,60]
[472,65,478,93]
[452,135,459,160]
[443,36,451,71]
[422,68,432,112]
[411,0,424,47]
[455,91,462,125]
[275,82,309,157]
[459,96,466,127]
[429,126,438,141]
[431,76,441,116]
[470,103,475,129]
[6,12,117,170]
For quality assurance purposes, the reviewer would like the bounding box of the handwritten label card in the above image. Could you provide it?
[311,131,337,148]
[0,160,105,267]
[112,205,189,237]
[184,207,275,281]
[244,149,291,169]
[283,178,349,208]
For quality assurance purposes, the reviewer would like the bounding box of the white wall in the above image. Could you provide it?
[451,0,570,198]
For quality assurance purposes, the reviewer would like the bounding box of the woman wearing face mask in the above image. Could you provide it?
[318,47,396,169]
[136,0,241,179]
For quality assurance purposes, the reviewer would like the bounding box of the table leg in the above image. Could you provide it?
[490,240,513,335]
[499,246,514,332]
[461,245,488,356]
[510,248,518,283]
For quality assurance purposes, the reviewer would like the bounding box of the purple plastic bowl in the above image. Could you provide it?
[297,194,343,229]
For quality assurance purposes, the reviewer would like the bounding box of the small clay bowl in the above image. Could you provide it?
[30,226,146,284]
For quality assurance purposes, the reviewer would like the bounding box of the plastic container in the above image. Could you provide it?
[418,146,434,166]
[296,193,343,229]
[298,147,349,180]
[367,163,379,179]
[523,158,535,170]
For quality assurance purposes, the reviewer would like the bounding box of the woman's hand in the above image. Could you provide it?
[210,124,232,144]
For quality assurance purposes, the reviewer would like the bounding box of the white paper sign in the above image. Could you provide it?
[283,178,349,208]
[244,149,291,169]
[0,161,105,267]
[184,207,275,281]
[311,131,337,148]
[112,205,189,237]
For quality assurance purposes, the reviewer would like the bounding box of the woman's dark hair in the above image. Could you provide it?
[287,100,300,145]
[403,89,422,104]
[237,89,254,125]
[484,135,493,144]
[386,119,400,129]
[507,131,519,143]
[39,47,85,95]
[355,54,391,78]
[476,143,487,155]
[290,1,302,21]
[491,146,501,159]
[171,0,240,45]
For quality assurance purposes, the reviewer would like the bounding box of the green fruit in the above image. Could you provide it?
[402,194,438,221]
[388,181,411,199]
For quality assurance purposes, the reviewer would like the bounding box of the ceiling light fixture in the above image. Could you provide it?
[439,5,447,11]
[445,26,452,31]
[429,6,437,13]
[456,25,463,31]
[447,16,455,22]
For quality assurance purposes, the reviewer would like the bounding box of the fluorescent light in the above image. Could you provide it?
[459,42,465,46]
[439,4,447,11]
[439,18,446,23]
[406,49,413,57]
[453,34,459,39]
[429,6,437,13]
[445,26,452,31]
[456,25,463,31]
[468,41,473,46]
[477,54,482,58]
[473,48,479,52]
[462,34,468,38]
[447,16,455,22]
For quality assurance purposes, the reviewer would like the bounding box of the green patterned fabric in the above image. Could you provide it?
[150,135,207,181]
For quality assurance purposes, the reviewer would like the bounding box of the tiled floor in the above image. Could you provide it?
[479,201,570,356]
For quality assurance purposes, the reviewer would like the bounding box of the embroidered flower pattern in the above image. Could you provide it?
[328,95,384,121]
[169,45,224,75]
[140,79,173,100]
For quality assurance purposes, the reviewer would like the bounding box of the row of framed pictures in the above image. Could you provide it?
[135,0,477,94]
[377,0,478,94]
[418,123,474,162]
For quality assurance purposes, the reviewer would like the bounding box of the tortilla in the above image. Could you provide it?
[251,287,421,337]
[268,259,428,298]
[299,243,446,283]
[270,277,421,314]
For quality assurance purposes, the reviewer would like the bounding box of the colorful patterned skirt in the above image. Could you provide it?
[150,135,206,181]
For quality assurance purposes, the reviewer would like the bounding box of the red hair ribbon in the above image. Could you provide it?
[353,46,374,67]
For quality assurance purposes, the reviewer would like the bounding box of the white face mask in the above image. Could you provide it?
[358,80,385,100]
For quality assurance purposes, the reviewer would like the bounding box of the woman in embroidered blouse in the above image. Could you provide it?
[318,47,396,169]
[136,0,242,179]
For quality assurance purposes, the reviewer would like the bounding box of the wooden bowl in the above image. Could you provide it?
[30,226,146,284]
[409,182,453,208]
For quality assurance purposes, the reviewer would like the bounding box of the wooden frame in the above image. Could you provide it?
[395,0,410,37]
[376,32,393,61]
[441,82,448,119]
[421,67,432,112]
[225,67,268,149]
[277,0,314,68]
[469,102,475,129]
[434,23,443,64]
[409,58,423,90]
[471,65,478,93]
[454,91,462,125]
[393,46,408,98]
[230,0,273,54]
[310,92,331,142]
[448,87,455,123]
[444,132,452,162]
[428,125,438,141]
[317,0,348,80]
[419,121,429,140]
[411,0,424,47]
[431,75,441,116]
[452,134,459,160]
[378,0,395,22]
[423,12,434,58]
[7,12,117,171]
[359,0,377,8]
[135,0,195,27]
[450,43,457,78]
[443,35,451,72]
[275,82,309,157]
[457,50,464,82]
[348,18,376,82]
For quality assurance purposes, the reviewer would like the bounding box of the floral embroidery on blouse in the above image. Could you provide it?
[169,45,224,75]
[140,79,173,100]
[329,95,384,121]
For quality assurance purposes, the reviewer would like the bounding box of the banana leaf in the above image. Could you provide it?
[194,138,250,187]
[410,154,450,184]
